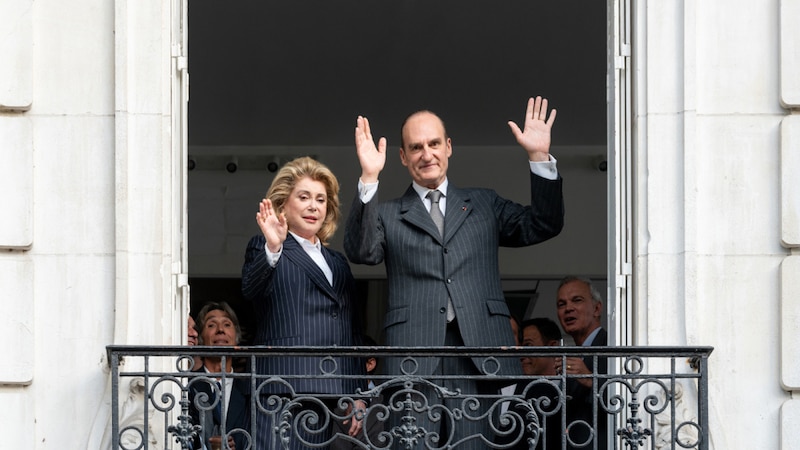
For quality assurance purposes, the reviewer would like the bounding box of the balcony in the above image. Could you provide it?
[107,345,711,449]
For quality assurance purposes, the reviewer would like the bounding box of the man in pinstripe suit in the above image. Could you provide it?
[344,97,564,448]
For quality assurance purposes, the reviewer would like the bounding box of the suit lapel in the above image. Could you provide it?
[282,235,339,302]
[582,328,607,370]
[193,379,222,427]
[442,185,471,242]
[321,246,349,300]
[225,380,247,430]
[399,186,442,240]
[400,184,473,244]
[593,328,608,346]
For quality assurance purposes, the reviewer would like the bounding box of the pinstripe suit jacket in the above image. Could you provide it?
[241,234,365,394]
[344,172,564,375]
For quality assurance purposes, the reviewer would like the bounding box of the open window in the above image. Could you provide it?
[183,0,628,345]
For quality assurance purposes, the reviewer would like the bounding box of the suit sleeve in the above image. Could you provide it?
[241,235,275,302]
[528,171,565,239]
[344,192,385,265]
[497,172,564,247]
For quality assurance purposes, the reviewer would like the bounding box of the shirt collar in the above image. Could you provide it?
[411,178,449,201]
[202,365,234,375]
[289,231,321,251]
[581,326,602,346]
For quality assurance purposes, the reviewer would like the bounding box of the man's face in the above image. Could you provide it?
[510,317,520,346]
[200,309,237,346]
[399,112,452,189]
[365,357,377,374]
[556,280,601,343]
[188,315,199,346]
[521,325,556,375]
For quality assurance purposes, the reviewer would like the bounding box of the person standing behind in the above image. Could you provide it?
[553,276,608,450]
[189,302,250,450]
[188,314,199,346]
[513,317,563,450]
[510,315,522,346]
[241,157,366,449]
[186,314,202,371]
[520,317,562,376]
[500,316,562,450]
[345,97,564,447]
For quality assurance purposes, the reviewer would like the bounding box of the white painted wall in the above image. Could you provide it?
[0,0,183,447]
[634,1,797,449]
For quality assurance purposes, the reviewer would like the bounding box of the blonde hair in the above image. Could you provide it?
[266,157,340,245]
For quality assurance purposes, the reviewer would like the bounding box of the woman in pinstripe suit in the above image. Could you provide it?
[241,157,366,449]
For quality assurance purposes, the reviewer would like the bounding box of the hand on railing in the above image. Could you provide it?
[344,399,368,437]
[555,356,593,388]
[209,425,235,450]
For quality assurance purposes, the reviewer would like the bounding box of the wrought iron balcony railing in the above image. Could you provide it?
[107,345,711,450]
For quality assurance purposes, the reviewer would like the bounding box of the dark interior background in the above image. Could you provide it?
[188,0,607,148]
[186,0,609,344]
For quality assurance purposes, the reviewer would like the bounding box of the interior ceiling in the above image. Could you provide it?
[188,0,608,149]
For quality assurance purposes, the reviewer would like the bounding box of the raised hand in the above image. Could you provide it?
[507,96,558,162]
[256,198,287,253]
[355,116,386,184]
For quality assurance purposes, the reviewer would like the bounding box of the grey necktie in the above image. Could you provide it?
[427,190,445,236]
[427,190,455,321]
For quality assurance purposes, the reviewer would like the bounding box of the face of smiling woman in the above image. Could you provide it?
[282,177,328,243]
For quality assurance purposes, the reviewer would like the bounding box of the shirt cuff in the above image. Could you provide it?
[264,242,282,267]
[357,179,379,203]
[529,154,558,180]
